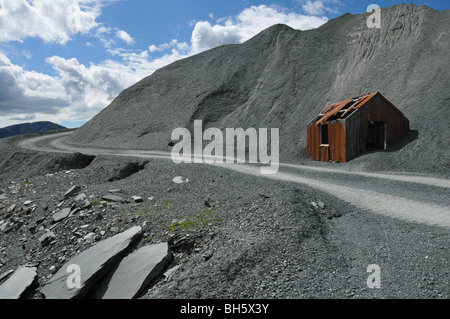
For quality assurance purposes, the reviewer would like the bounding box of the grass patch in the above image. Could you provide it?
[168,208,223,232]
[91,199,102,206]
[134,199,176,218]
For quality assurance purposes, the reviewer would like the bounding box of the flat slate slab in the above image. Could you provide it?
[92,243,172,299]
[64,186,81,199]
[0,266,37,299]
[0,269,15,282]
[40,226,142,299]
[102,194,126,203]
[75,193,87,202]
[52,208,71,224]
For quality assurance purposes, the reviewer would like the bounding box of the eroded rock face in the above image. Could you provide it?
[41,226,143,299]
[92,243,172,299]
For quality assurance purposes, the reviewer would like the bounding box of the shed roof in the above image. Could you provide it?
[311,92,405,126]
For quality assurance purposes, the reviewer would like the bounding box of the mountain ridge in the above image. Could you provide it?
[0,121,66,139]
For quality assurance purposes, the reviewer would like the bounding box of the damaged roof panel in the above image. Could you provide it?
[313,92,380,126]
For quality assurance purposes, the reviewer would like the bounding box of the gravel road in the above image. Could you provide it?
[0,131,447,299]
[20,132,450,229]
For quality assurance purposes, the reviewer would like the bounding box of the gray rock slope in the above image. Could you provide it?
[67,4,449,172]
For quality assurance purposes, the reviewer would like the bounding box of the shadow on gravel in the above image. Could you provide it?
[45,153,96,171]
[107,161,150,182]
[386,130,419,153]
[350,130,419,163]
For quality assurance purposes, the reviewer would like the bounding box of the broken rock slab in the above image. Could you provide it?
[132,196,143,203]
[40,226,142,299]
[82,199,91,209]
[92,242,172,299]
[75,193,87,202]
[52,208,72,224]
[0,222,12,234]
[0,266,37,299]
[39,231,56,246]
[163,265,181,279]
[6,204,16,215]
[0,269,15,283]
[102,194,126,203]
[172,176,189,184]
[64,186,82,199]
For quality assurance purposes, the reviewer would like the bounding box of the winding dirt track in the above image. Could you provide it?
[20,132,450,229]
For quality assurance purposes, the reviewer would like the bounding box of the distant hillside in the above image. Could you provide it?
[0,121,66,139]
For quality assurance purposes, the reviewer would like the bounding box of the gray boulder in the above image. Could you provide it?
[0,267,37,299]
[52,208,72,224]
[64,186,81,199]
[102,194,126,203]
[40,226,142,299]
[93,243,172,299]
[75,193,87,202]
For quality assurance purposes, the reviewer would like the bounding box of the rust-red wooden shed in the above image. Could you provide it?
[307,92,410,163]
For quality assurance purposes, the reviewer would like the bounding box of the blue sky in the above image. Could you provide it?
[0,0,448,128]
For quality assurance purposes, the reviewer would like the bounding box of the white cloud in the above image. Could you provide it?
[302,1,327,15]
[0,53,68,127]
[191,5,328,53]
[116,30,134,45]
[0,48,192,127]
[96,25,113,35]
[148,44,162,53]
[22,50,33,59]
[298,0,342,16]
[191,21,241,53]
[0,0,114,44]
[149,39,189,53]
[0,4,330,128]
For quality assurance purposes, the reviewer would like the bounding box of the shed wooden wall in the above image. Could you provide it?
[307,124,320,160]
[345,95,410,161]
[307,94,410,163]
[307,120,346,162]
[328,120,346,162]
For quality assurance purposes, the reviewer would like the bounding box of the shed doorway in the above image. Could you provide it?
[367,122,386,150]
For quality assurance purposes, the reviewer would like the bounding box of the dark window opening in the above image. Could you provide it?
[321,125,329,145]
